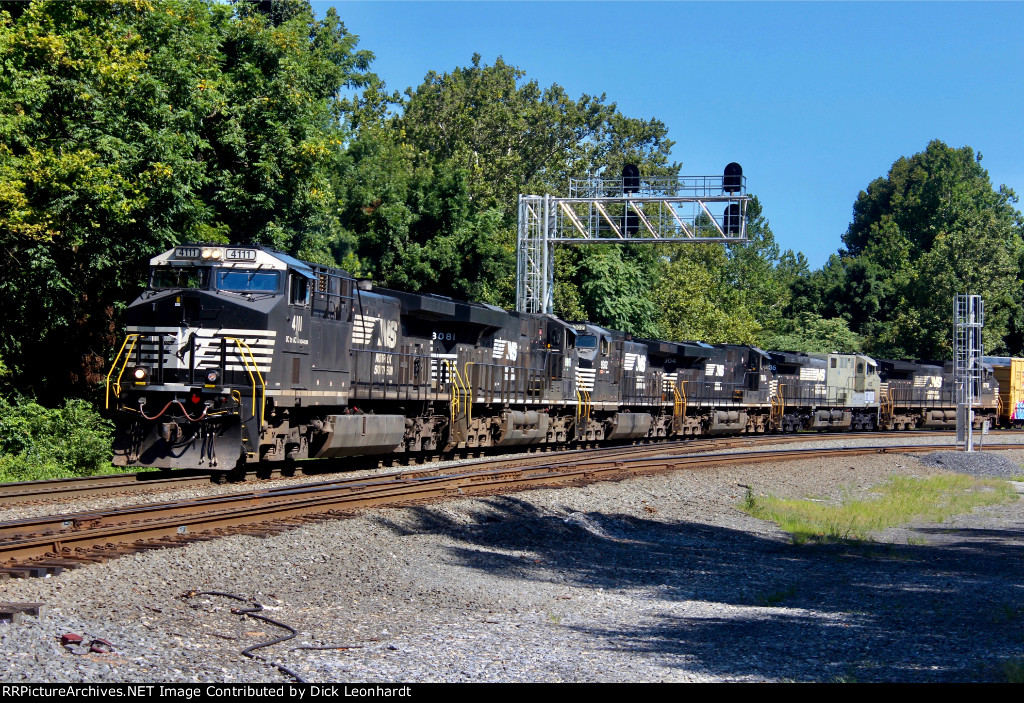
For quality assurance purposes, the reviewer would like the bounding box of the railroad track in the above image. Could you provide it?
[1,434,1019,579]
[0,430,959,507]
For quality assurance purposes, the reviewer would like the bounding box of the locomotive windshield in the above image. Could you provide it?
[150,266,210,290]
[216,269,280,293]
[576,335,598,349]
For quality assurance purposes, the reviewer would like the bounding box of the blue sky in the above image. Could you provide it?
[316,1,1024,269]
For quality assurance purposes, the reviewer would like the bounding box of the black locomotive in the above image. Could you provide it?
[106,245,1000,471]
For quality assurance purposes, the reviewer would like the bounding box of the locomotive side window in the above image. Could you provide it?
[216,270,279,293]
[289,274,310,307]
[151,266,209,290]
[600,338,609,356]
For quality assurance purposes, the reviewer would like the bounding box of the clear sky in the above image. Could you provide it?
[315,1,1024,269]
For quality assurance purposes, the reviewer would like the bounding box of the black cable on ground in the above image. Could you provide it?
[191,591,307,683]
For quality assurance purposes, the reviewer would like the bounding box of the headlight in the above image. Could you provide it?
[204,369,221,385]
[131,366,149,383]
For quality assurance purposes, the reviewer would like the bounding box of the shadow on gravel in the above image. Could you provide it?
[374,496,1024,682]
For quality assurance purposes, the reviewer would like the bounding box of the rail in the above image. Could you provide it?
[5,436,1021,572]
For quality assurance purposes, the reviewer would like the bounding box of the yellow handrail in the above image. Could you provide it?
[574,387,582,437]
[462,362,476,425]
[443,360,459,427]
[105,333,141,409]
[770,383,785,423]
[225,337,266,428]
[573,383,592,441]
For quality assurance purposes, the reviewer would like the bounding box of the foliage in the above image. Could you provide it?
[1004,658,1024,684]
[334,113,515,304]
[650,197,807,345]
[4,0,1024,428]
[740,473,1016,545]
[0,0,373,399]
[0,395,114,480]
[340,53,680,317]
[761,312,863,354]
[652,243,763,344]
[793,140,1024,359]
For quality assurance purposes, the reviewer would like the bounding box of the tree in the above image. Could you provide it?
[0,0,373,399]
[760,312,863,354]
[341,53,679,321]
[804,140,1024,359]
[648,197,809,346]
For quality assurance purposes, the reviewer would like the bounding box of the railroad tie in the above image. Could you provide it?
[0,565,48,578]
[0,602,44,624]
[33,559,85,570]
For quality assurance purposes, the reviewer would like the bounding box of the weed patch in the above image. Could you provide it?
[740,474,1017,544]
[0,396,117,482]
[755,585,797,607]
[1003,658,1024,683]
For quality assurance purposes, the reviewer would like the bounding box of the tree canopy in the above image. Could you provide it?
[792,140,1024,359]
[0,0,372,398]
[1,1,1022,410]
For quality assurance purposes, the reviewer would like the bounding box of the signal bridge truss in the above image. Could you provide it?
[516,173,750,314]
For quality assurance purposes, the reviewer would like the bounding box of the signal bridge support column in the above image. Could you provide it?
[954,294,984,452]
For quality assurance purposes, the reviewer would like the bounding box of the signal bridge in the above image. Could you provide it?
[516,165,751,314]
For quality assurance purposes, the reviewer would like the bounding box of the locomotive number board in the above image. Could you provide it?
[172,247,257,261]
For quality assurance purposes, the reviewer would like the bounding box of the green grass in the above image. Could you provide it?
[740,474,1018,545]
[0,455,128,483]
[1003,658,1024,683]
[755,585,797,607]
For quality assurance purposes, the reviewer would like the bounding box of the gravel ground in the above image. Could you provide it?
[0,442,1022,683]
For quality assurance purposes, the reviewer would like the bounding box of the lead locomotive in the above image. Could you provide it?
[107,245,999,471]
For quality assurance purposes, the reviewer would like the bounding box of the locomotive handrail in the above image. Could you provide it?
[443,360,460,428]
[880,388,893,420]
[106,333,141,409]
[770,383,785,423]
[463,362,476,424]
[224,337,265,428]
[574,386,592,439]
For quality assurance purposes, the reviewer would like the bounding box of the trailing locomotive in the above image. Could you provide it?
[106,244,1004,471]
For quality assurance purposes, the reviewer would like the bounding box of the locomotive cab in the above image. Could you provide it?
[108,245,355,469]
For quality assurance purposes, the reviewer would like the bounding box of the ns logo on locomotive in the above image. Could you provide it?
[106,245,1018,471]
